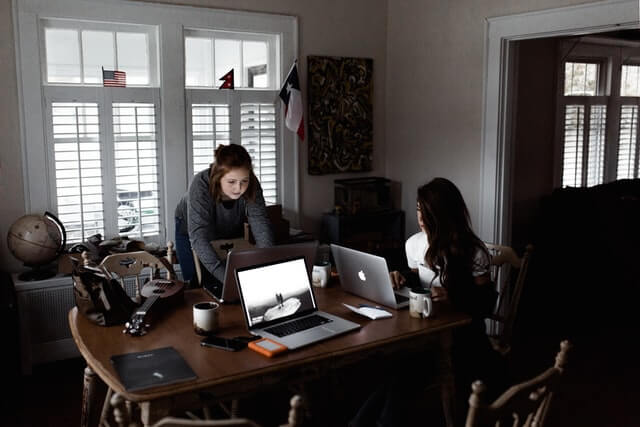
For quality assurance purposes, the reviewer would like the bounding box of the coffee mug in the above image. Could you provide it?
[312,262,331,288]
[409,288,433,318]
[193,301,220,335]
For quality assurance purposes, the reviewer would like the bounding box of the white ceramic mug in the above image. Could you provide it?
[312,262,331,288]
[409,288,433,318]
[193,301,220,335]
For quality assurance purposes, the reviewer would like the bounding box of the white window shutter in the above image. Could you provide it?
[241,103,277,204]
[51,102,105,243]
[617,105,639,179]
[586,105,606,187]
[191,104,231,174]
[562,105,585,187]
[112,102,161,238]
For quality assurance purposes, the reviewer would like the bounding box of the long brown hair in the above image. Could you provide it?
[417,178,487,288]
[208,144,258,202]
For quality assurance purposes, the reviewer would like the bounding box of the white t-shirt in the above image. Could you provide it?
[405,231,490,287]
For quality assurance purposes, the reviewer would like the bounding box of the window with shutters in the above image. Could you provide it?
[50,102,105,243]
[41,18,160,244]
[16,0,298,246]
[559,60,608,188]
[617,65,640,179]
[241,103,277,204]
[185,30,280,204]
[558,43,640,187]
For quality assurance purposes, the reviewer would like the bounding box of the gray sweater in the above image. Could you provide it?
[175,168,274,282]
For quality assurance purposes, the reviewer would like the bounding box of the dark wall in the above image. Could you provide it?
[510,38,558,251]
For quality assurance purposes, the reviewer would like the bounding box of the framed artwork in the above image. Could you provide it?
[307,56,373,175]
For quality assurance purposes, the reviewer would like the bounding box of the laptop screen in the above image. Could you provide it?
[235,256,317,329]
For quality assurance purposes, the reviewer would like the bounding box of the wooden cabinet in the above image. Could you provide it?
[321,210,405,270]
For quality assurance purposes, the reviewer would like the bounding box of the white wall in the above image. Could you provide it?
[385,0,607,236]
[0,0,25,272]
[0,0,388,272]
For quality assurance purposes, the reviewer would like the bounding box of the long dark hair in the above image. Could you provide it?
[208,144,258,202]
[417,178,487,288]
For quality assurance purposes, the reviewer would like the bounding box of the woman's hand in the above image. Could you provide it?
[430,286,448,302]
[389,271,406,289]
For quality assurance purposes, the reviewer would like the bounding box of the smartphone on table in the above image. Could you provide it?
[200,335,247,352]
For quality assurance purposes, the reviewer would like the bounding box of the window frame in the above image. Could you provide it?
[184,28,280,90]
[562,57,607,96]
[43,85,163,242]
[554,37,640,188]
[185,89,280,176]
[39,18,159,87]
[14,0,299,245]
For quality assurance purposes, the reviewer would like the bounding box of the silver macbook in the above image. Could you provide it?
[235,256,360,349]
[205,241,319,304]
[331,244,410,309]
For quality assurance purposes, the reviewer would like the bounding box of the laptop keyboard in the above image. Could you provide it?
[265,314,333,337]
[395,293,409,304]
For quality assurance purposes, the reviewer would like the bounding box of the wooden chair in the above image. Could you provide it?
[192,238,254,287]
[465,340,571,427]
[109,393,305,427]
[100,243,176,302]
[484,243,534,356]
[90,244,177,426]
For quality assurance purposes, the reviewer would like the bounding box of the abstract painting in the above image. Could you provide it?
[307,56,373,175]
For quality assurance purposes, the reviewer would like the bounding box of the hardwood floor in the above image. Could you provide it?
[2,327,638,426]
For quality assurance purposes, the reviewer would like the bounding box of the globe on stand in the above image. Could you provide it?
[7,212,67,281]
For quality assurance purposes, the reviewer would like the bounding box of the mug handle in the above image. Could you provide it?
[422,295,433,318]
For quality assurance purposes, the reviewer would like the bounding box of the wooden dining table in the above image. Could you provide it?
[69,285,471,426]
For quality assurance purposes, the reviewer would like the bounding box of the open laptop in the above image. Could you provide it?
[331,244,411,309]
[235,256,360,349]
[204,241,319,303]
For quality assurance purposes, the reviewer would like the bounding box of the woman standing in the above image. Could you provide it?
[174,144,274,286]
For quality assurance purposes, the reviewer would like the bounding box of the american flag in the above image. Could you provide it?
[102,68,126,87]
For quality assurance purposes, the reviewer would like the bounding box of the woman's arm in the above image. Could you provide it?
[187,173,225,282]
[246,184,274,248]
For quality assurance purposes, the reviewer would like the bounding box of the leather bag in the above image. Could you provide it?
[71,258,138,326]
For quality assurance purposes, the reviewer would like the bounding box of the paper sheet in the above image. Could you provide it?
[343,303,392,320]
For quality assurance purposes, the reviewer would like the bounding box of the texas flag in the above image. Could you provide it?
[278,62,304,140]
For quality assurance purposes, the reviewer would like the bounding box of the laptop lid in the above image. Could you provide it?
[206,241,319,303]
[236,256,318,332]
[235,255,361,349]
[331,244,409,309]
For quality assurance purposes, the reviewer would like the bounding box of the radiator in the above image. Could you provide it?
[15,266,182,374]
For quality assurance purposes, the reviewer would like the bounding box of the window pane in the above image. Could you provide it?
[586,105,606,187]
[215,39,242,88]
[45,28,81,83]
[564,62,599,96]
[621,65,640,97]
[562,105,585,187]
[617,105,639,179]
[51,102,104,243]
[185,37,213,87]
[116,33,149,85]
[241,103,277,203]
[191,104,230,173]
[243,41,268,88]
[82,31,115,84]
[113,103,160,237]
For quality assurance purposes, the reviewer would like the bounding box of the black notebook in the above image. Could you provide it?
[110,346,197,391]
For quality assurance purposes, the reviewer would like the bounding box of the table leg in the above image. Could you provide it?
[439,331,457,427]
